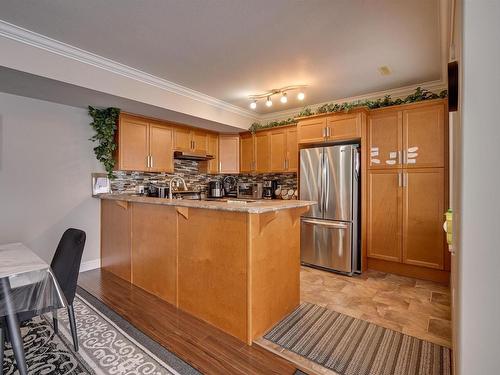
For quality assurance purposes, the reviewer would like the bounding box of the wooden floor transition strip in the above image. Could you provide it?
[264,303,451,375]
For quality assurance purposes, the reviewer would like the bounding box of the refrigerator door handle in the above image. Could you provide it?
[324,153,329,213]
[301,218,349,229]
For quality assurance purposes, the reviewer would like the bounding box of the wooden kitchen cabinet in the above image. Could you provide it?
[403,168,445,269]
[118,116,150,171]
[219,135,239,173]
[149,123,174,172]
[206,133,219,174]
[240,132,254,173]
[191,130,208,154]
[285,127,298,172]
[270,129,286,172]
[368,111,402,169]
[173,127,192,152]
[367,170,402,262]
[117,114,173,172]
[101,199,131,282]
[254,131,270,173]
[131,204,178,305]
[403,104,445,168]
[327,113,362,141]
[297,117,327,144]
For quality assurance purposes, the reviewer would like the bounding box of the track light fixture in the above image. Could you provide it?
[248,85,307,110]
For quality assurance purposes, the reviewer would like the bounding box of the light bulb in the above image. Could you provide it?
[266,96,273,107]
[297,91,305,101]
[280,92,288,104]
[250,101,257,109]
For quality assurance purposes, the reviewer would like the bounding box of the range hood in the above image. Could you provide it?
[173,151,214,161]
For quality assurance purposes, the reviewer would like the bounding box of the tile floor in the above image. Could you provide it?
[300,266,452,348]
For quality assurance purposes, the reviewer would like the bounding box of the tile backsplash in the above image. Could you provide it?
[111,159,297,193]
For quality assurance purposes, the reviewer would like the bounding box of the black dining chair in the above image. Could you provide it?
[0,228,86,359]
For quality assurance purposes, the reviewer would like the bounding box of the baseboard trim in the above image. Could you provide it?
[367,258,450,285]
[80,258,101,273]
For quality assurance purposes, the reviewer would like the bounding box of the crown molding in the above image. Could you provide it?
[257,79,447,122]
[0,20,257,120]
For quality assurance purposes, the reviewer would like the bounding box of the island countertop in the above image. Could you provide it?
[98,193,315,214]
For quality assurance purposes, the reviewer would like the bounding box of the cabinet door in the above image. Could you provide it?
[367,170,402,262]
[118,116,149,171]
[368,111,402,169]
[240,133,254,173]
[219,135,239,173]
[403,168,445,269]
[101,200,131,281]
[132,204,178,305]
[206,134,219,174]
[403,104,445,168]
[254,131,270,173]
[149,123,173,172]
[297,117,327,144]
[286,127,298,172]
[192,130,208,154]
[269,129,286,172]
[327,113,361,141]
[173,127,192,151]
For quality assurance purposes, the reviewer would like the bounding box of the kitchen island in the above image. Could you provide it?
[99,194,314,344]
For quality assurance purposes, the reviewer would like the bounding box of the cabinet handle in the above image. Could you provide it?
[327,127,331,137]
[322,128,325,138]
[403,150,407,164]
[403,172,408,187]
[219,161,222,171]
[398,172,402,187]
[398,151,402,164]
[150,155,154,168]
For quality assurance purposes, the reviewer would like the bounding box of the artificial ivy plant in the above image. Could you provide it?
[88,106,121,178]
[250,87,447,132]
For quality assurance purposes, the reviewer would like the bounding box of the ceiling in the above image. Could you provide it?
[0,0,442,114]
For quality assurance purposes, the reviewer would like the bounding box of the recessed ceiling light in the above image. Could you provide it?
[378,66,392,76]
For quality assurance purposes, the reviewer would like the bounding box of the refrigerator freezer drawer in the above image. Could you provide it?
[301,218,353,273]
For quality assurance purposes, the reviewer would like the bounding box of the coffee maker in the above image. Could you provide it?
[262,180,279,199]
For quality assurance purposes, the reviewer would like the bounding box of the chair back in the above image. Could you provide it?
[51,228,86,304]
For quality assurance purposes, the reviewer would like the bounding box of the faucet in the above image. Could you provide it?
[169,177,187,199]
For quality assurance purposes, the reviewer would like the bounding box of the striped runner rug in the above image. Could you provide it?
[264,303,451,375]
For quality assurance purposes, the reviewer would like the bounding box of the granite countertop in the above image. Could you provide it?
[97,193,315,214]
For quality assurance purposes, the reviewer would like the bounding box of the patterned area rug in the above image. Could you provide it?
[2,289,200,374]
[265,303,451,375]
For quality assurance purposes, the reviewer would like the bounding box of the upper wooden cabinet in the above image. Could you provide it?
[368,111,403,169]
[173,127,209,154]
[269,126,298,173]
[368,102,446,169]
[297,117,327,144]
[206,133,219,174]
[297,113,362,144]
[254,131,270,173]
[219,135,239,174]
[117,114,173,172]
[240,132,255,173]
[403,104,445,168]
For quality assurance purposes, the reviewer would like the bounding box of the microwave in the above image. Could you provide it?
[237,183,263,199]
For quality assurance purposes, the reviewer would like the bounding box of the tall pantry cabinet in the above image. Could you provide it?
[366,101,448,280]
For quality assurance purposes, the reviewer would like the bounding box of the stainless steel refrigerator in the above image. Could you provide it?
[299,144,360,275]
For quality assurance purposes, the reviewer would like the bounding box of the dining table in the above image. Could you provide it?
[0,243,67,375]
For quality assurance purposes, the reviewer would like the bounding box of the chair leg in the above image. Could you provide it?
[52,310,58,335]
[67,304,78,352]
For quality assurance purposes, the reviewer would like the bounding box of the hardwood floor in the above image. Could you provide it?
[78,269,299,375]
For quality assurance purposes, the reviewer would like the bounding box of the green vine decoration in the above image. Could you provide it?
[250,87,447,132]
[88,106,121,178]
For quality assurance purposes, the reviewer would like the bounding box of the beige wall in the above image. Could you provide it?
[458,0,500,373]
[0,92,102,269]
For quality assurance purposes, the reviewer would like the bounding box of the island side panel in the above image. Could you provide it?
[248,208,303,341]
[101,199,132,282]
[177,208,249,342]
[131,203,178,306]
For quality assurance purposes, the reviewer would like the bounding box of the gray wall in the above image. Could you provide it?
[459,1,500,373]
[0,92,102,268]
